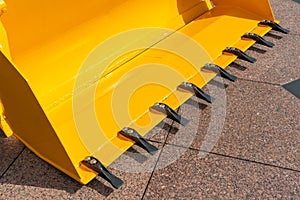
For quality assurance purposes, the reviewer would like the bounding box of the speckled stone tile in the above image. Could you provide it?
[270,0,300,34]
[169,80,300,171]
[229,82,300,171]
[144,119,173,144]
[225,0,300,86]
[0,142,162,200]
[1,1,298,199]
[257,34,300,85]
[144,145,300,199]
[0,135,24,177]
[226,33,299,85]
[166,76,236,151]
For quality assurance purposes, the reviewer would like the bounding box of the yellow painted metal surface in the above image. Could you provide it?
[0,0,279,184]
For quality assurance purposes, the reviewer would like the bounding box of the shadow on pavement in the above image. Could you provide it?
[0,148,114,197]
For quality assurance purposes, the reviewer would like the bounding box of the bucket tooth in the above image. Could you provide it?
[150,103,189,126]
[0,0,289,186]
[178,82,214,103]
[119,127,158,155]
[243,33,275,48]
[203,64,238,82]
[259,20,290,34]
[223,47,257,63]
[82,156,124,189]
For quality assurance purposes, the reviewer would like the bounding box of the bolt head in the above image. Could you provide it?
[90,159,98,165]
[159,103,166,108]
[127,129,134,134]
[85,156,92,162]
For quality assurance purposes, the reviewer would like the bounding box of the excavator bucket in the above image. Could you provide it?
[0,0,289,188]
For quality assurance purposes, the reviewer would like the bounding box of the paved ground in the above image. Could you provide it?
[0,0,299,199]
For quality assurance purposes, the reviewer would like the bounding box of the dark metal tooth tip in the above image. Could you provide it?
[223,47,256,63]
[178,82,215,104]
[242,32,275,48]
[151,103,189,126]
[119,127,158,155]
[203,63,238,82]
[259,20,290,34]
[81,156,124,189]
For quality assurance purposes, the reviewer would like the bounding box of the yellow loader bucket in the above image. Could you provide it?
[0,0,289,188]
